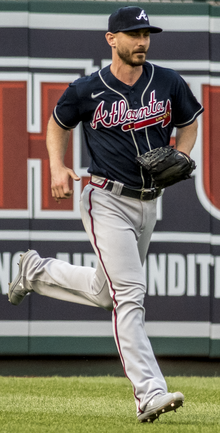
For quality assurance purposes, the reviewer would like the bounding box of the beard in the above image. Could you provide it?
[116,47,147,67]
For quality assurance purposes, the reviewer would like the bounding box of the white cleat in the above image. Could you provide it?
[137,391,184,423]
[8,250,38,305]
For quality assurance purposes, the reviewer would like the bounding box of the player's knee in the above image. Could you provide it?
[102,299,114,311]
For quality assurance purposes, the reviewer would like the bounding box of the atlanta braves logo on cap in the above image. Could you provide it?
[136,10,149,22]
[108,6,163,34]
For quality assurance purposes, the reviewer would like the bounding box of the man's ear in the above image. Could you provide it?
[105,32,116,48]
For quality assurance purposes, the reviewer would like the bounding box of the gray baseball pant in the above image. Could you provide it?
[23,180,167,414]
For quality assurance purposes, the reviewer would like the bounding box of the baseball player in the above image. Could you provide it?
[8,6,204,423]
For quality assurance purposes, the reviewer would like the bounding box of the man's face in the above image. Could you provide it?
[115,29,150,67]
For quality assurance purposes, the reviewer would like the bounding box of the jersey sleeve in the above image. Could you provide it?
[171,73,204,128]
[53,83,81,130]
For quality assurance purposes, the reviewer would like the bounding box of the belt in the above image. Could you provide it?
[105,181,161,201]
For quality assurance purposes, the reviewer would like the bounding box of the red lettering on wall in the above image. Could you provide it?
[0,81,73,210]
[0,82,28,209]
[29,83,73,211]
[203,85,220,210]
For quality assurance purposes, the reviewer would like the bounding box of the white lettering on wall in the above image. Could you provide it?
[167,254,186,296]
[0,251,218,298]
[147,253,216,297]
[148,254,166,296]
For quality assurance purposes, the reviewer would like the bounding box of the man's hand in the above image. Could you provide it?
[46,115,81,203]
[51,165,80,203]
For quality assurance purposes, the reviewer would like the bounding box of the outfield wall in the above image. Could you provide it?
[1,1,220,357]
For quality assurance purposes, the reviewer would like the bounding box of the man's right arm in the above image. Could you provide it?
[46,115,80,203]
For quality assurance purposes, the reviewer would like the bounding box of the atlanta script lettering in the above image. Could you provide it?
[90,91,171,130]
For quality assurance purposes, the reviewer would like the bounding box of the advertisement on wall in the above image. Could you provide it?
[0,1,220,356]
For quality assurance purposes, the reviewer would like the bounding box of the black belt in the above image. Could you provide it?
[105,181,161,201]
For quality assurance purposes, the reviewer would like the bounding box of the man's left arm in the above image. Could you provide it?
[175,118,198,156]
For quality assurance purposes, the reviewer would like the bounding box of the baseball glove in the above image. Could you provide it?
[136,146,196,189]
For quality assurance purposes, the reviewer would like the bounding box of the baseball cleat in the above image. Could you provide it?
[137,391,184,423]
[8,250,38,305]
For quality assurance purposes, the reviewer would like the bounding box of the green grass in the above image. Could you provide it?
[0,376,220,432]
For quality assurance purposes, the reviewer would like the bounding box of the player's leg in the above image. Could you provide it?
[80,185,167,414]
[8,249,112,310]
[133,201,183,420]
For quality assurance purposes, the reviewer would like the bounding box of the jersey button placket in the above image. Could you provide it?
[130,89,138,108]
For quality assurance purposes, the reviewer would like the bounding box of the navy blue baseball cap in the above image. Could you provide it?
[108,6,162,34]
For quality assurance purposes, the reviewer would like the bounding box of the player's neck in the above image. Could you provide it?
[110,62,143,87]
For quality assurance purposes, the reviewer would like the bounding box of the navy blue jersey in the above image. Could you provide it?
[53,62,204,189]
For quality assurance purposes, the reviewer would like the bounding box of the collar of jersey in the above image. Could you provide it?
[101,62,152,91]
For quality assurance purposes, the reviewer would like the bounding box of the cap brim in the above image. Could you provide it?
[113,24,163,34]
